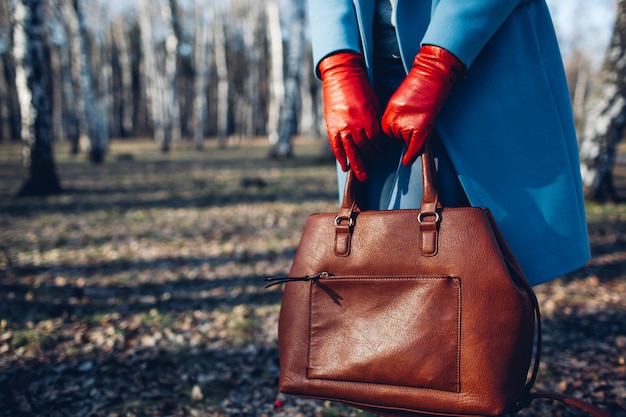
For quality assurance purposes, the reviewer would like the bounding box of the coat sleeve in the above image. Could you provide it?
[420,0,523,66]
[306,0,362,75]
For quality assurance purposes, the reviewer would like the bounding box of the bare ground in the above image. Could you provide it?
[0,139,624,417]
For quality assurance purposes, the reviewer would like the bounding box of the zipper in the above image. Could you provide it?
[264,272,330,288]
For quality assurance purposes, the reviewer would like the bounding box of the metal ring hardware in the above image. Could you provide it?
[334,216,354,227]
[417,211,440,224]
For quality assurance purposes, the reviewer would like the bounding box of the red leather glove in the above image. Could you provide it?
[382,45,466,166]
[319,52,381,181]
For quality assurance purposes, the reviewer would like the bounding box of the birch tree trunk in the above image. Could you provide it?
[213,4,229,148]
[565,50,591,129]
[164,0,181,145]
[60,0,109,162]
[136,0,180,152]
[266,0,283,147]
[271,0,306,157]
[136,0,161,144]
[111,18,134,137]
[76,0,109,162]
[578,0,626,202]
[242,0,261,139]
[60,43,81,153]
[50,0,81,153]
[191,1,212,150]
[299,48,323,138]
[0,0,12,141]
[100,28,113,143]
[0,0,20,142]
[48,29,64,143]
[13,0,62,196]
[56,7,80,155]
[0,53,21,141]
[0,45,9,141]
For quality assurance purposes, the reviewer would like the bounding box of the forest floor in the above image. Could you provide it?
[0,138,625,417]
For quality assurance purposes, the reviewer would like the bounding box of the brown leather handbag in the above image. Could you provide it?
[268,147,611,417]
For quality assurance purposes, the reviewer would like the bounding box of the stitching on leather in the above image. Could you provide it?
[455,277,462,393]
[305,281,314,380]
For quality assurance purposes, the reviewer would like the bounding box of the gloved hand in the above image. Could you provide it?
[382,45,466,166]
[319,51,381,181]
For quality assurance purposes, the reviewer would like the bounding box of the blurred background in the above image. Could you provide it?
[0,0,622,198]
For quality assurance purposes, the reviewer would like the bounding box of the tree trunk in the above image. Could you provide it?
[0,0,7,141]
[572,62,590,130]
[266,0,283,147]
[56,12,81,153]
[76,0,108,162]
[579,0,626,202]
[13,0,62,196]
[563,47,591,133]
[213,4,229,148]
[100,28,113,145]
[299,47,323,138]
[164,0,181,146]
[111,17,134,137]
[0,0,20,142]
[48,29,64,144]
[271,0,306,158]
[0,48,9,141]
[136,0,160,143]
[0,0,11,142]
[191,1,212,150]
[136,0,180,152]
[1,52,22,142]
[62,0,109,163]
[50,0,81,153]
[242,0,261,139]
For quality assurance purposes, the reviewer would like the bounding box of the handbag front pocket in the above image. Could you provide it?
[307,276,461,393]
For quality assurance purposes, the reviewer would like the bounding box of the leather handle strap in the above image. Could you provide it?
[338,145,441,256]
[340,143,440,212]
[339,169,358,211]
[419,142,440,215]
[335,170,358,257]
[418,144,440,256]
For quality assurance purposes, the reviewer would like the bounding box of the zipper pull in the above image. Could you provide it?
[264,272,330,288]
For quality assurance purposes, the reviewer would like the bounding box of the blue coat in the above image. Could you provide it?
[307,0,590,285]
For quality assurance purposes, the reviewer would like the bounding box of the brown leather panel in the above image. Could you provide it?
[308,276,460,392]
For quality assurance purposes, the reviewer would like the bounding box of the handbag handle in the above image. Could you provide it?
[339,144,440,212]
[335,144,441,257]
[417,144,441,256]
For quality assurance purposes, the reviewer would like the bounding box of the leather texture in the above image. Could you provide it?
[277,147,537,416]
